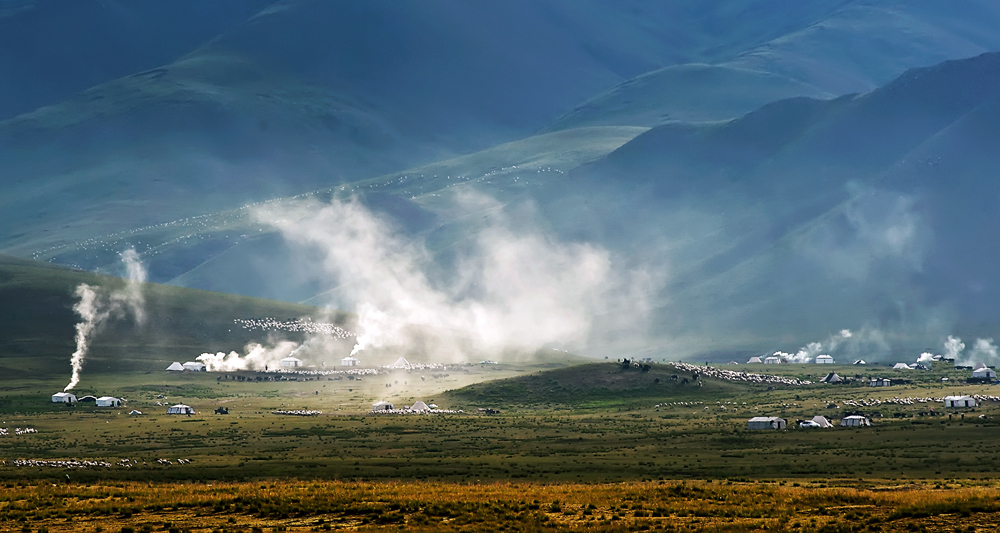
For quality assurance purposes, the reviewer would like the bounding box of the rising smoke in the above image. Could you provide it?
[65,249,147,391]
[775,329,853,363]
[197,341,299,372]
[252,193,658,362]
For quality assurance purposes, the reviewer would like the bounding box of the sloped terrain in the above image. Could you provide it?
[0,254,334,377]
[536,52,1000,357]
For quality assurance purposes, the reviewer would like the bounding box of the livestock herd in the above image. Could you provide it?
[669,362,813,386]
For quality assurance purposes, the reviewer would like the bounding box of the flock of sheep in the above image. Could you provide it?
[0,427,36,436]
[669,362,813,386]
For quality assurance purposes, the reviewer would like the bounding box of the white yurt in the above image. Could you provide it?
[51,392,77,403]
[167,404,195,415]
[944,395,977,408]
[841,415,872,427]
[279,356,303,368]
[973,367,997,380]
[166,362,184,371]
[182,361,206,372]
[372,401,394,411]
[341,356,360,367]
[96,396,122,407]
[815,355,834,364]
[747,416,785,430]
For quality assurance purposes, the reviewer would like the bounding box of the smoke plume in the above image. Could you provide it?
[65,249,147,391]
[197,341,299,372]
[964,338,999,367]
[255,194,658,361]
[779,329,854,363]
[944,335,965,361]
[916,352,935,363]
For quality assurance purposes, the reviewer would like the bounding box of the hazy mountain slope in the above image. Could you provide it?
[0,254,333,378]
[0,0,275,121]
[535,53,1000,357]
[0,1,846,269]
[545,0,1000,129]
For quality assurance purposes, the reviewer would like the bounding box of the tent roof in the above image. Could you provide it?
[96,396,118,401]
[170,404,191,408]
[893,363,910,369]
[280,356,302,362]
[52,392,74,397]
[167,362,184,370]
[410,400,430,411]
[811,416,833,427]
[372,401,393,407]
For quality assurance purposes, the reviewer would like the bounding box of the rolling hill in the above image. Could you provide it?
[0,254,340,378]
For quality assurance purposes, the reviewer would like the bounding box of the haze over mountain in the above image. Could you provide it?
[2,1,1000,361]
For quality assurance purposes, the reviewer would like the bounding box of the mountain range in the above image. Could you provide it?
[3,0,1000,360]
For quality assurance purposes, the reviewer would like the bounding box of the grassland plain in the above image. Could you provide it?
[5,327,1000,531]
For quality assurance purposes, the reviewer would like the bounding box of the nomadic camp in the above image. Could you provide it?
[167,404,195,415]
[820,373,842,384]
[944,395,977,408]
[372,401,394,411]
[746,356,763,364]
[841,415,872,427]
[410,400,431,411]
[763,356,781,364]
[815,355,834,364]
[747,416,786,430]
[341,356,360,367]
[95,396,122,407]
[166,362,184,371]
[279,356,302,368]
[972,367,997,380]
[182,361,206,372]
[870,378,891,387]
[51,392,76,403]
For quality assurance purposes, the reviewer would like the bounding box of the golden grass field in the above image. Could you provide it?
[3,478,1000,532]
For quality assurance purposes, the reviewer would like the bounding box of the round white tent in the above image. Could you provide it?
[167,404,195,415]
[280,356,303,368]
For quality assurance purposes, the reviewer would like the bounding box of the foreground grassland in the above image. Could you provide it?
[5,362,1000,530]
[3,479,1000,532]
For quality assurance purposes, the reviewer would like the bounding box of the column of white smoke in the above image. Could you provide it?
[64,250,147,391]
[944,335,965,363]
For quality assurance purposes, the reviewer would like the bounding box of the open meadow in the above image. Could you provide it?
[4,360,1000,531]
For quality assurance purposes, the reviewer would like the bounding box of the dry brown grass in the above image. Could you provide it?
[3,479,999,532]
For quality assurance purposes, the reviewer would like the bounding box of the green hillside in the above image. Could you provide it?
[0,254,340,378]
[443,362,753,409]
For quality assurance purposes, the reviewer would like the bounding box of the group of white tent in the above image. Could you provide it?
[748,415,871,430]
[167,361,206,372]
[51,392,122,407]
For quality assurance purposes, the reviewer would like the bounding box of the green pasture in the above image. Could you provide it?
[3,361,1000,485]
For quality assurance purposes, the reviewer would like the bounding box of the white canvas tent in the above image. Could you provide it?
[747,416,786,430]
[372,401,394,411]
[279,356,302,368]
[811,415,834,428]
[763,356,781,364]
[167,404,195,415]
[853,359,867,365]
[820,373,842,384]
[944,395,977,408]
[746,356,763,364]
[166,362,184,371]
[387,356,411,369]
[815,355,834,364]
[182,361,206,371]
[341,356,360,367]
[96,396,122,407]
[409,400,430,411]
[841,415,871,427]
[51,392,76,403]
